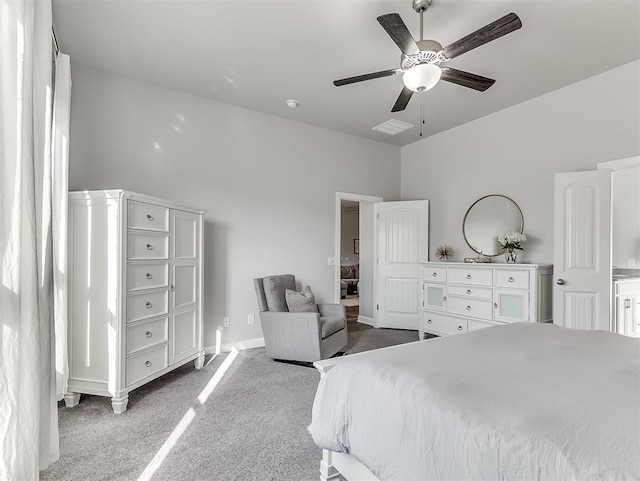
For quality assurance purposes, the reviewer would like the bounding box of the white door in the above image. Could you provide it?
[169,209,201,363]
[376,201,429,329]
[553,171,611,330]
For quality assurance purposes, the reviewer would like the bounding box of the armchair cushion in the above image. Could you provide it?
[262,274,296,312]
[285,285,318,313]
[320,316,346,339]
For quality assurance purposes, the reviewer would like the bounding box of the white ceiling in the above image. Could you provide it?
[52,0,640,147]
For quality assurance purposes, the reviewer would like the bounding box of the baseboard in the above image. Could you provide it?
[205,337,265,355]
[357,315,374,326]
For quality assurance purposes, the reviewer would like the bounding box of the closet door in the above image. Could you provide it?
[169,209,201,364]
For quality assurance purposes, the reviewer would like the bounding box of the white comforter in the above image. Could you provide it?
[309,323,640,481]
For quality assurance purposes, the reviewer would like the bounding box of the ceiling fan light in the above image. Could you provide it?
[402,63,442,92]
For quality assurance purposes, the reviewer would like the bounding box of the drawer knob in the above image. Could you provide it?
[494,303,498,308]
[145,331,153,338]
[146,214,153,221]
[146,243,153,250]
[442,296,446,302]
[146,301,152,308]
[466,289,472,295]
[146,273,153,279]
[466,305,471,311]
[432,272,437,277]
[508,277,515,282]
[466,274,472,279]
[457,325,463,331]
[427,319,432,324]
[145,361,152,367]
[556,279,566,285]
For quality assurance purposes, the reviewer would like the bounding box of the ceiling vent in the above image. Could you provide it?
[372,119,414,136]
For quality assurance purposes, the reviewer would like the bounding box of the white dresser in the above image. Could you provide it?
[613,277,640,337]
[65,190,205,413]
[420,262,552,338]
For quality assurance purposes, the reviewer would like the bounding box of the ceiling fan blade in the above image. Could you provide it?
[440,67,496,91]
[391,87,413,112]
[442,12,522,60]
[377,13,419,56]
[333,69,401,87]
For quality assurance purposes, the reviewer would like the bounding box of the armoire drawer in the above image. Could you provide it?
[126,317,168,355]
[127,262,169,291]
[126,344,168,387]
[447,295,493,320]
[495,269,530,289]
[128,201,169,232]
[447,267,493,286]
[127,232,169,260]
[126,290,168,323]
[423,312,467,335]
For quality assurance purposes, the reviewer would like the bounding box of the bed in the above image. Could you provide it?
[309,323,640,481]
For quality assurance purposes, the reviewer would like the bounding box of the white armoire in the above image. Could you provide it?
[65,190,205,413]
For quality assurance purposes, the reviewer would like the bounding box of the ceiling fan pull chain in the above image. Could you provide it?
[420,91,425,137]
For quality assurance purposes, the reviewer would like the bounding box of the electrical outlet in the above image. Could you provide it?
[628,259,636,268]
[223,316,230,327]
[328,257,335,266]
[248,314,255,325]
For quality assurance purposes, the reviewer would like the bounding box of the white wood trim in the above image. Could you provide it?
[206,337,265,354]
[597,155,640,171]
[357,315,374,326]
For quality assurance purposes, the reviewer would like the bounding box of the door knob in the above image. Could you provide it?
[556,279,566,285]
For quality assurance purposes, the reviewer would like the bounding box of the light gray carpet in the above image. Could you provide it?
[40,327,422,481]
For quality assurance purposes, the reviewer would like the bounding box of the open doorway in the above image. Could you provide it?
[334,192,383,330]
[340,200,360,330]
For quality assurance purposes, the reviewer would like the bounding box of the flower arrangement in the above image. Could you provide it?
[498,232,526,263]
[498,232,527,251]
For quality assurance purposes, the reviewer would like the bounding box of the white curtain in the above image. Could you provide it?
[52,52,71,401]
[0,0,65,477]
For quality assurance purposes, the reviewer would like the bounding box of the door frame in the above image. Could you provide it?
[334,192,383,306]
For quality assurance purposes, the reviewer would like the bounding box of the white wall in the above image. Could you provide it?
[68,66,401,348]
[401,61,640,264]
[340,207,359,265]
[612,165,640,269]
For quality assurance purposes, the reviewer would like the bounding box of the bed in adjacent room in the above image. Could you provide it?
[309,323,640,481]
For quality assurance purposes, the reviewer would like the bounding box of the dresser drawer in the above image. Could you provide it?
[127,262,168,291]
[423,312,467,335]
[127,290,168,323]
[424,265,447,283]
[495,269,530,289]
[126,344,168,387]
[447,267,493,286]
[448,295,493,320]
[447,285,493,299]
[126,317,168,355]
[128,201,169,232]
[127,232,168,260]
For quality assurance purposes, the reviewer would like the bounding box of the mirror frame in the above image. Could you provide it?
[462,194,524,257]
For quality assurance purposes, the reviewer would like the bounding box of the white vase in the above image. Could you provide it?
[505,249,517,263]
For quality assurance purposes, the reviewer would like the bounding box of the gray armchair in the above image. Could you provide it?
[253,274,348,363]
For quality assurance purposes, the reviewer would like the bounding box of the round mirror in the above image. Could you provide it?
[462,195,524,257]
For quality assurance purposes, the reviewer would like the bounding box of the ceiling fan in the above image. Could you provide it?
[333,0,522,113]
